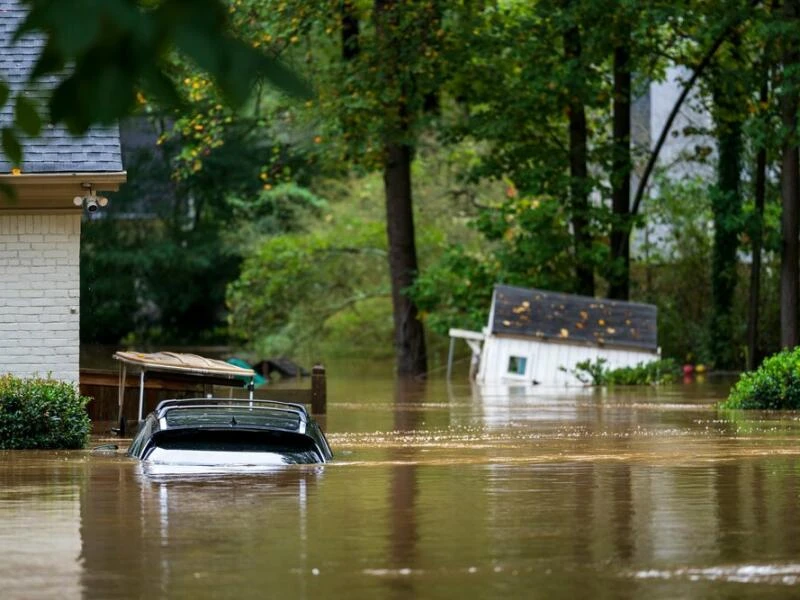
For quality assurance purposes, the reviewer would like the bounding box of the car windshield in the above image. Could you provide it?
[163,406,302,431]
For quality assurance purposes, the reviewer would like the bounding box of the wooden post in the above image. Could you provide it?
[311,364,327,415]
[117,363,127,436]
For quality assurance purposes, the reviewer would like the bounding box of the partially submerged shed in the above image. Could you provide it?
[449,285,659,386]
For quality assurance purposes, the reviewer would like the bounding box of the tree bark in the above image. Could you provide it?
[747,75,769,370]
[781,0,800,349]
[710,90,743,368]
[383,143,428,376]
[609,29,631,301]
[564,24,595,297]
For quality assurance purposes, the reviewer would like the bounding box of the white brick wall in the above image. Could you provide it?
[0,214,81,383]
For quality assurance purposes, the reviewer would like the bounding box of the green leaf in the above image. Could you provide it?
[259,55,313,100]
[141,66,184,110]
[1,128,22,166]
[15,95,42,137]
[0,80,9,109]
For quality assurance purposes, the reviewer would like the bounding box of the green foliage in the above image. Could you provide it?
[722,347,800,410]
[81,121,324,345]
[59,0,800,368]
[0,375,90,449]
[410,193,582,336]
[11,0,308,135]
[410,246,496,335]
[227,215,390,358]
[567,358,679,386]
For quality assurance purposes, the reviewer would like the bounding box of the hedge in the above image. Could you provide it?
[0,375,91,449]
[722,347,800,410]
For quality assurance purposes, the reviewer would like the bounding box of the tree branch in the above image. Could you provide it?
[628,0,762,229]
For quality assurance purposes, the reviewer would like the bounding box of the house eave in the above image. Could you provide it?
[0,171,127,188]
[0,171,128,212]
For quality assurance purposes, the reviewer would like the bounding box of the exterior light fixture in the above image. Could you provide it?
[75,183,109,212]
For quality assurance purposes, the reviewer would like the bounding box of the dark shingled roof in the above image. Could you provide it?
[490,285,658,352]
[0,0,122,173]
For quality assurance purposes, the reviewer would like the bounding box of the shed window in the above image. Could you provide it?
[507,356,527,375]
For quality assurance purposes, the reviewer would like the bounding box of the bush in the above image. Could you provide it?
[722,347,800,410]
[567,358,679,386]
[0,375,91,449]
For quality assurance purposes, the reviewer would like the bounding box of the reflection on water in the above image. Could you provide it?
[2,370,800,599]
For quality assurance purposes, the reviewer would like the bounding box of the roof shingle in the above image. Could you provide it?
[491,284,659,352]
[0,0,123,173]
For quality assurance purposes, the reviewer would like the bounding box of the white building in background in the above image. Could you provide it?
[631,65,717,258]
[449,285,659,386]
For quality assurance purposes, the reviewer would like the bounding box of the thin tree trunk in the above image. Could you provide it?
[781,0,800,349]
[610,29,631,301]
[564,24,595,297]
[747,76,769,370]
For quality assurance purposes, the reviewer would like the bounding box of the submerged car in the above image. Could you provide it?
[128,398,333,467]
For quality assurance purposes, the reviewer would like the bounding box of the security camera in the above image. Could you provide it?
[86,198,99,212]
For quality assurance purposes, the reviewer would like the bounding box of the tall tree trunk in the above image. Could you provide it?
[710,98,743,368]
[781,0,800,349]
[747,76,769,370]
[384,143,427,376]
[609,27,631,301]
[564,24,595,297]
[375,0,428,376]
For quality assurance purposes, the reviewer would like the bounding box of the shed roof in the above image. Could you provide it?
[490,285,658,352]
[114,351,255,380]
[0,0,123,173]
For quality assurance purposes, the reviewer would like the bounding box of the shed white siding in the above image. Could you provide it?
[478,336,658,386]
[0,214,80,383]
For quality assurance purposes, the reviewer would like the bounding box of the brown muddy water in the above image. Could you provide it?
[2,366,800,599]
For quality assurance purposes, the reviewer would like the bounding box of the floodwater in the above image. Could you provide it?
[3,365,800,599]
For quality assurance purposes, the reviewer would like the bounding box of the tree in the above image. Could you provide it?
[563,8,595,297]
[374,0,428,376]
[747,61,770,369]
[779,0,800,348]
[608,17,632,301]
[707,39,747,368]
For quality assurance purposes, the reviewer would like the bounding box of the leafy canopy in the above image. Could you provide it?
[0,0,309,164]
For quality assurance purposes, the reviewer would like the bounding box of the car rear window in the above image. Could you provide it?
[164,407,302,431]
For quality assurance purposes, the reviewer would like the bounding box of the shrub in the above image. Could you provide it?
[722,347,800,410]
[567,358,679,386]
[0,375,91,449]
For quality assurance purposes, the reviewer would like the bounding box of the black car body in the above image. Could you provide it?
[128,398,333,467]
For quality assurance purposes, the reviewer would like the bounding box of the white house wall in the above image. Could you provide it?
[0,214,80,384]
[478,336,658,386]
